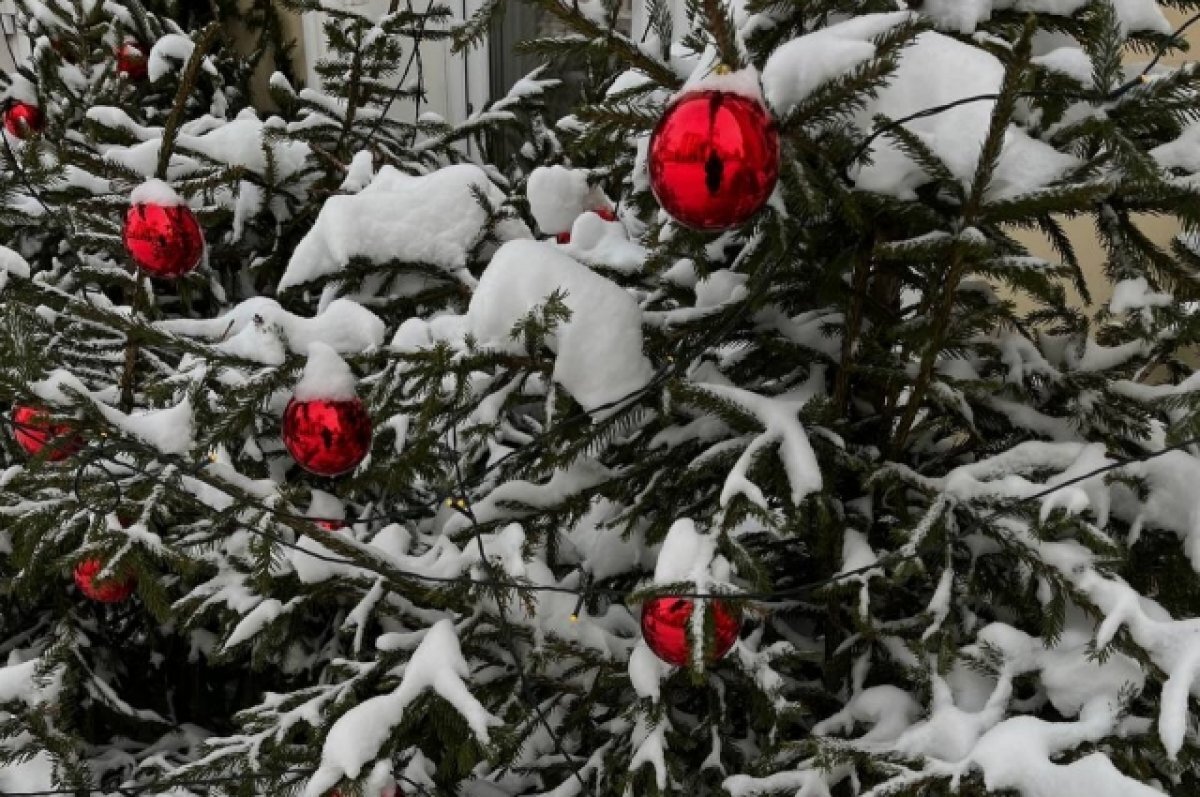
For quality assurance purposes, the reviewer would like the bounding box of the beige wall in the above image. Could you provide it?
[236,1,307,107]
[1016,8,1197,308]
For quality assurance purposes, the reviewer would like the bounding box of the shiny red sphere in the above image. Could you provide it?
[4,101,44,139]
[74,558,136,603]
[123,202,205,279]
[648,90,779,231]
[116,41,149,80]
[640,596,741,667]
[556,207,617,244]
[11,405,82,461]
[283,398,372,477]
[316,519,346,532]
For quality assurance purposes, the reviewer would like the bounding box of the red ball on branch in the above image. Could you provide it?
[11,405,83,461]
[123,198,205,279]
[640,596,741,667]
[283,398,372,477]
[648,89,779,231]
[4,101,44,139]
[74,558,136,603]
[116,41,149,81]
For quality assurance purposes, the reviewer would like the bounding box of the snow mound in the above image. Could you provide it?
[294,343,357,402]
[527,165,611,235]
[280,165,530,290]
[467,240,654,414]
[157,297,385,359]
[131,178,184,207]
[311,620,499,791]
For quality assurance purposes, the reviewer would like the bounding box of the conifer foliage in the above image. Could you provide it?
[1,0,1200,796]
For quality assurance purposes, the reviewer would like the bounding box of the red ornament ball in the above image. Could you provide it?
[11,405,82,461]
[556,207,617,244]
[4,101,44,139]
[123,201,205,279]
[116,41,149,80]
[641,596,741,667]
[648,90,779,231]
[316,518,346,532]
[283,398,372,477]
[74,558,136,603]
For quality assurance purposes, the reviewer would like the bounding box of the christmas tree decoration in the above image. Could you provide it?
[317,518,346,531]
[283,344,372,477]
[283,398,372,477]
[640,596,741,667]
[556,208,617,244]
[123,183,205,279]
[3,101,44,139]
[73,558,136,603]
[116,40,149,80]
[647,89,779,231]
[10,404,82,461]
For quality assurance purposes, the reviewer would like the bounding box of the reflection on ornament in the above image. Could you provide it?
[117,41,149,80]
[282,398,372,477]
[640,596,741,667]
[4,101,44,139]
[123,201,205,279]
[648,90,779,231]
[74,558,136,603]
[11,405,82,461]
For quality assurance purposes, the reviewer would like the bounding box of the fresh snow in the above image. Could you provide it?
[280,165,530,290]
[467,240,654,414]
[527,165,612,235]
[130,178,185,207]
[294,342,358,402]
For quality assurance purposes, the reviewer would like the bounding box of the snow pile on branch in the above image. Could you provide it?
[763,20,1080,200]
[158,297,385,361]
[280,165,530,290]
[527,165,612,235]
[467,240,654,414]
[918,0,1171,35]
[310,620,500,792]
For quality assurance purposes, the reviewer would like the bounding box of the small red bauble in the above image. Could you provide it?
[283,398,372,477]
[4,101,44,139]
[641,596,741,667]
[74,558,136,603]
[123,201,205,279]
[316,519,346,532]
[556,207,617,244]
[330,785,400,797]
[11,405,82,461]
[116,41,149,81]
[648,90,779,231]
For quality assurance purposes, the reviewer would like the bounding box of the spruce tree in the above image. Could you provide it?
[2,0,1200,796]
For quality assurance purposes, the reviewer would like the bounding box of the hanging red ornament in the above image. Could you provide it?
[316,518,346,532]
[283,398,372,477]
[11,405,82,461]
[4,101,44,139]
[556,207,617,244]
[648,90,779,231]
[640,596,741,667]
[330,786,401,797]
[123,196,205,279]
[116,41,149,81]
[73,558,136,603]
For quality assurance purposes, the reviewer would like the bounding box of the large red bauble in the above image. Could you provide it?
[282,398,372,477]
[74,558,136,603]
[123,202,205,279]
[4,101,44,139]
[11,405,82,461]
[648,90,779,231]
[640,596,741,667]
[556,207,617,244]
[116,41,149,81]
